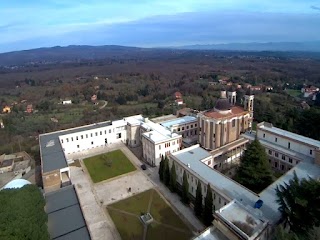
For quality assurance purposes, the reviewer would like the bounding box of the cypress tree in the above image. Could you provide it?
[169,162,177,192]
[235,138,273,193]
[194,181,203,217]
[164,156,171,186]
[159,155,164,182]
[181,170,190,204]
[203,183,213,226]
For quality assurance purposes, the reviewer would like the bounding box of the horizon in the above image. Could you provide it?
[1,1,320,53]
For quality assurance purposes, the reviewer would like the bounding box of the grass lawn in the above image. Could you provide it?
[107,189,193,240]
[83,150,136,183]
[286,89,301,97]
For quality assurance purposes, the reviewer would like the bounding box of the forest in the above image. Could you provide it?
[0,47,320,164]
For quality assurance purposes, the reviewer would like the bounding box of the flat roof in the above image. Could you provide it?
[141,119,180,143]
[45,185,91,240]
[172,145,212,163]
[258,122,320,148]
[160,116,197,128]
[217,200,268,238]
[193,227,229,240]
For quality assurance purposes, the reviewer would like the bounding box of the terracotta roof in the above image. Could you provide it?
[204,106,248,120]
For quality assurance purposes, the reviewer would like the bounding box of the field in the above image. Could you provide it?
[107,189,193,240]
[286,89,301,97]
[83,150,136,183]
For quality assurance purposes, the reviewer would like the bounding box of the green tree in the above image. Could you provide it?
[273,226,299,240]
[169,162,177,192]
[181,170,190,204]
[158,155,164,182]
[194,181,203,218]
[235,139,273,193]
[203,183,213,226]
[164,156,171,186]
[276,171,320,237]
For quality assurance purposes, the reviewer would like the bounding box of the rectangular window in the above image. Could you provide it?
[182,127,185,130]
[61,139,64,143]
[90,133,93,137]
[66,138,69,142]
[208,160,211,165]
[159,145,161,150]
[100,131,102,135]
[219,198,221,204]
[95,132,98,136]
[109,129,111,133]
[195,124,197,127]
[288,142,291,149]
[275,152,279,157]
[213,193,216,200]
[310,149,313,155]
[86,134,88,138]
[77,145,79,148]
[104,130,106,134]
[76,136,78,140]
[81,135,83,139]
[191,125,193,128]
[275,137,277,142]
[275,162,278,168]
[282,155,285,160]
[71,137,74,141]
[178,128,180,131]
[281,165,284,170]
[116,133,121,139]
[232,119,235,127]
[263,133,265,138]
[289,158,293,163]
[268,150,272,155]
[91,141,94,145]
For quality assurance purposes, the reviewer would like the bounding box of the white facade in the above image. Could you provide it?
[59,120,127,156]
[62,100,72,105]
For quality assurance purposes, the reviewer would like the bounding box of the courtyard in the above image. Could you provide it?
[83,149,136,183]
[107,189,194,240]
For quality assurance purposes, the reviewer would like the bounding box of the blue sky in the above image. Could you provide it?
[0,0,320,52]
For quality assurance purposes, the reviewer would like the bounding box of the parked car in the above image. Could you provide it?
[141,164,147,170]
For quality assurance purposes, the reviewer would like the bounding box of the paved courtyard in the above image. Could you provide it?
[70,143,205,240]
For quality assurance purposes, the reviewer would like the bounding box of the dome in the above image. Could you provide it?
[2,179,31,190]
[214,98,231,111]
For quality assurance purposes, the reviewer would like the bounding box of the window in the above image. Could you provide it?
[61,139,64,143]
[310,149,313,155]
[219,197,221,204]
[232,119,235,127]
[159,145,161,150]
[224,202,227,206]
[281,165,284,171]
[268,150,272,155]
[191,176,193,182]
[95,132,98,136]
[191,125,193,128]
[116,133,121,139]
[71,137,74,141]
[91,133,93,137]
[282,155,285,160]
[100,131,102,135]
[195,124,197,127]
[178,128,180,131]
[77,145,79,148]
[76,136,78,140]
[191,187,193,193]
[275,152,279,158]
[288,142,291,149]
[66,138,69,142]
[109,129,111,133]
[81,135,83,139]
[289,158,293,163]
[91,141,94,145]
[195,130,197,135]
[182,127,185,130]
[263,133,265,138]
[275,137,277,142]
[208,160,211,165]
[213,193,216,200]
[104,130,106,134]
[275,162,278,168]
[86,134,88,138]
[187,126,189,129]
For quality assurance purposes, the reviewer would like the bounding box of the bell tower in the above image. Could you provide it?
[227,86,237,105]
[244,88,254,129]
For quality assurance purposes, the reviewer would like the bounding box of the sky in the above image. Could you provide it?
[0,0,320,52]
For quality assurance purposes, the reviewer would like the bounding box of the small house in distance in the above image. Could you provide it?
[174,91,182,99]
[26,104,33,113]
[62,100,72,105]
[2,106,11,113]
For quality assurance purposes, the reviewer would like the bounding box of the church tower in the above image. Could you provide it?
[227,86,237,106]
[244,88,254,129]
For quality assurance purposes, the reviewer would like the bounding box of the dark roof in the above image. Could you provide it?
[215,98,231,111]
[228,86,236,92]
[245,88,253,96]
[1,159,14,167]
[45,185,91,240]
[40,121,112,173]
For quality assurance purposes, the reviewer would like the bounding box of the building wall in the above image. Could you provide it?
[199,115,251,151]
[127,124,141,147]
[257,128,316,158]
[169,156,231,211]
[142,136,182,166]
[168,120,198,138]
[60,124,127,156]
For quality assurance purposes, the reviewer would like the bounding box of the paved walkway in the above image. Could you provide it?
[71,166,121,240]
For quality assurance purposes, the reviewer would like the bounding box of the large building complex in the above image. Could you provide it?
[39,87,320,240]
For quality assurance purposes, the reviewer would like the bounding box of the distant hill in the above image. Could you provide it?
[178,41,320,52]
[1,42,320,66]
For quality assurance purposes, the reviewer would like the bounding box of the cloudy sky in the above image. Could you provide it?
[0,0,320,52]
